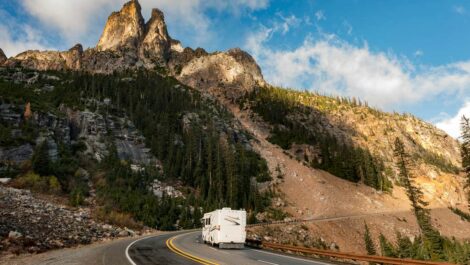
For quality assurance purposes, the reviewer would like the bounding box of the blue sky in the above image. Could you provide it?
[1,0,470,138]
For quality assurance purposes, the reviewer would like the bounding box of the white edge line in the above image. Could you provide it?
[251,249,333,265]
[257,259,280,265]
[125,235,157,265]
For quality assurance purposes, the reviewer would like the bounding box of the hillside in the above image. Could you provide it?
[0,67,271,255]
[1,0,470,263]
[239,87,463,198]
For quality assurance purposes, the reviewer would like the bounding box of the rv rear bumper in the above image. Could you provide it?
[218,243,244,249]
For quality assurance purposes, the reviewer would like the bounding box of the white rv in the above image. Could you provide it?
[201,208,246,249]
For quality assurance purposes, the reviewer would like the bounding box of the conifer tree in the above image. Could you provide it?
[364,223,377,255]
[32,141,50,176]
[393,137,444,260]
[460,116,470,211]
[396,232,413,258]
[379,233,396,257]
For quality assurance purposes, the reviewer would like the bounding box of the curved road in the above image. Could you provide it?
[128,231,335,265]
[8,231,335,265]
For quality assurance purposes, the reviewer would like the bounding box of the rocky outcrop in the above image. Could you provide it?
[7,50,68,71]
[140,8,171,64]
[4,44,83,71]
[63,44,83,69]
[0,49,6,65]
[175,48,265,94]
[96,0,145,52]
[4,0,266,91]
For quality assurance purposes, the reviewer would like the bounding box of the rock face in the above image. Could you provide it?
[63,44,83,69]
[96,0,145,52]
[0,49,6,65]
[175,48,265,94]
[4,44,83,71]
[140,8,172,64]
[9,50,68,71]
[4,0,265,92]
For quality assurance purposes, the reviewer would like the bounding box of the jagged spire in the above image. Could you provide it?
[140,8,172,63]
[96,0,145,51]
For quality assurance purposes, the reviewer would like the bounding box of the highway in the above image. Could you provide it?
[127,230,335,265]
[9,230,336,265]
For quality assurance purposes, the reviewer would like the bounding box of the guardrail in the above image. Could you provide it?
[246,213,385,228]
[261,242,454,265]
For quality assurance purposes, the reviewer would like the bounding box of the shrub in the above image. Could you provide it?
[69,188,85,207]
[93,207,142,229]
[48,176,61,194]
[12,172,61,194]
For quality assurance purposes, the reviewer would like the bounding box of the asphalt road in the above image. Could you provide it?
[128,230,335,265]
[4,230,336,265]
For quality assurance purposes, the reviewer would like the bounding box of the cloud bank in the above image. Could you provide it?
[435,101,470,139]
[245,23,470,111]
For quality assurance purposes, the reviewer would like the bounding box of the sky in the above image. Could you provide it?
[1,0,470,139]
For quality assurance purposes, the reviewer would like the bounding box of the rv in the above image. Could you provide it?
[201,208,246,249]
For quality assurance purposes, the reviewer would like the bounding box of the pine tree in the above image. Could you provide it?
[364,223,377,255]
[393,137,444,260]
[32,141,50,176]
[460,116,470,211]
[379,233,396,257]
[393,138,427,211]
[396,232,413,258]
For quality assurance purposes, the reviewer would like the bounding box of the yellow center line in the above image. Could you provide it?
[166,234,220,265]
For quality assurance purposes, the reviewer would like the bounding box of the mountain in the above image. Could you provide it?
[1,0,264,93]
[0,0,469,262]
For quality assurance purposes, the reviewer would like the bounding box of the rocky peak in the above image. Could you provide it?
[96,0,145,52]
[69,44,83,54]
[0,48,7,65]
[4,0,267,89]
[140,8,172,64]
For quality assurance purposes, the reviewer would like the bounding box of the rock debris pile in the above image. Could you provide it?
[0,186,133,255]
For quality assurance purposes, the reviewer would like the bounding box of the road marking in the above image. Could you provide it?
[125,235,157,265]
[166,235,220,265]
[167,237,212,265]
[257,260,279,265]
[251,249,332,265]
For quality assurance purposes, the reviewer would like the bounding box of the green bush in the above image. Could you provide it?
[69,188,85,207]
[12,172,61,194]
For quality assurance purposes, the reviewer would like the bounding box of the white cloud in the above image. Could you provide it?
[343,21,353,35]
[435,101,470,139]
[454,5,466,15]
[245,24,470,109]
[20,0,115,45]
[0,24,51,57]
[18,0,269,48]
[275,13,301,34]
[414,49,423,57]
[315,10,326,21]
